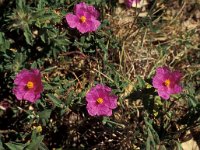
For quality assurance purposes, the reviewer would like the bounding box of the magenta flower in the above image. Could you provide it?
[65,2,100,33]
[152,67,183,100]
[125,0,141,8]
[13,69,43,103]
[86,84,118,116]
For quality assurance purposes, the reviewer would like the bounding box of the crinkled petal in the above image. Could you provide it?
[87,5,99,18]
[76,22,90,33]
[95,84,112,93]
[156,66,170,75]
[66,13,79,28]
[23,91,37,103]
[108,95,118,109]
[34,93,41,101]
[13,86,27,100]
[14,69,40,86]
[89,19,100,32]
[34,76,43,93]
[86,89,99,102]
[14,69,30,85]
[152,67,171,89]
[75,2,99,18]
[76,7,88,18]
[106,109,112,116]
[173,71,182,81]
[34,82,43,94]
[87,103,98,116]
[171,84,182,94]
[157,90,170,100]
[152,76,164,89]
[97,104,112,116]
[75,2,87,14]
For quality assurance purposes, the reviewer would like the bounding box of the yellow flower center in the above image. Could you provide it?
[27,81,34,89]
[96,97,103,104]
[164,79,170,87]
[80,16,86,23]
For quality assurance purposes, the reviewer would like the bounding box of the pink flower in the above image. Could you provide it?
[65,2,100,33]
[152,67,183,100]
[125,0,141,8]
[86,84,118,116]
[13,69,43,103]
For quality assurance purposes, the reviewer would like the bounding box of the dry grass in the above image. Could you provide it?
[105,0,200,149]
[108,0,200,81]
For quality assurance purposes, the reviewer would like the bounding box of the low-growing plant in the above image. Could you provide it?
[0,0,199,149]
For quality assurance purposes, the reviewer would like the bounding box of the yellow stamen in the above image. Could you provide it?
[164,79,170,87]
[97,98,103,104]
[80,16,86,23]
[27,81,34,89]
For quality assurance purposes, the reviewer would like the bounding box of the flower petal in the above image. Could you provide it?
[13,86,26,100]
[171,84,182,94]
[66,13,79,28]
[173,71,182,81]
[76,22,90,33]
[108,95,118,109]
[74,2,87,14]
[89,19,100,32]
[87,104,98,116]
[97,104,112,116]
[23,91,37,103]
[87,5,99,18]
[157,90,170,100]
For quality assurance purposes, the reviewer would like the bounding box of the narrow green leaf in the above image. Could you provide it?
[5,142,25,150]
[146,137,151,150]
[16,0,25,9]
[136,76,146,89]
[38,142,49,150]
[24,26,33,45]
[46,94,63,107]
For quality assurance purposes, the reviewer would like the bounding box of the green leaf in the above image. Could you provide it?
[26,135,44,150]
[5,142,26,150]
[37,0,47,9]
[16,0,25,9]
[43,83,54,90]
[38,142,48,150]
[38,109,52,120]
[24,25,33,45]
[146,136,151,150]
[136,76,146,89]
[13,52,26,72]
[0,32,10,52]
[186,94,198,107]
[46,94,63,108]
